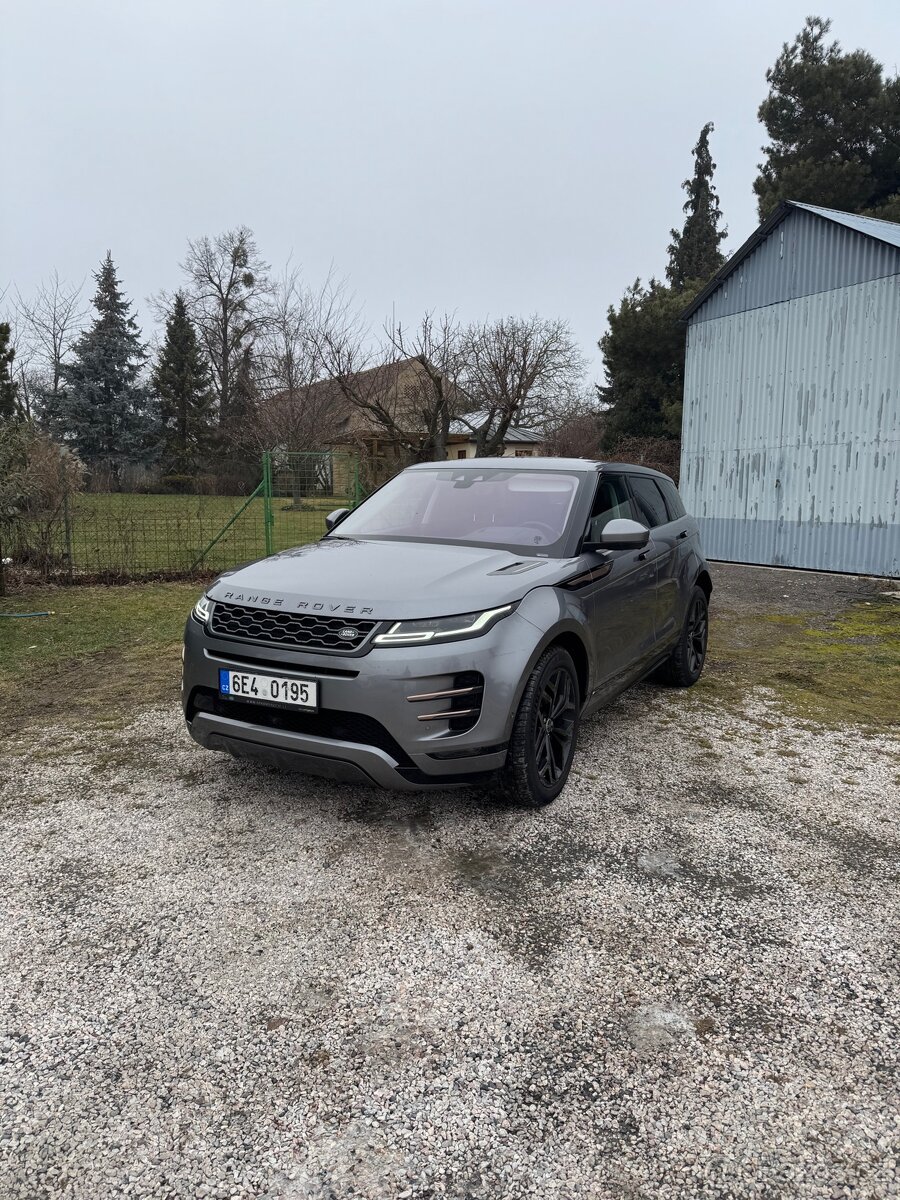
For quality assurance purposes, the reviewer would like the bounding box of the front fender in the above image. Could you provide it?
[507,586,594,720]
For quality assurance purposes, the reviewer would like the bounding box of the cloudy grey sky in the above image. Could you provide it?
[3,0,899,380]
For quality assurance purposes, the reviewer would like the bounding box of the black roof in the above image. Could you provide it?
[412,457,671,478]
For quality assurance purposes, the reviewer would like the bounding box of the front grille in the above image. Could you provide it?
[188,687,414,767]
[209,601,377,652]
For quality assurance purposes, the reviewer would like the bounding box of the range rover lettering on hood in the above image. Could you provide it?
[221,591,373,615]
[210,539,570,622]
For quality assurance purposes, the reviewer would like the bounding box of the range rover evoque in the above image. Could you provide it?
[183,459,711,807]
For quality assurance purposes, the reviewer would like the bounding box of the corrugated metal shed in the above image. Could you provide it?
[682,203,900,324]
[791,202,900,249]
[679,203,900,577]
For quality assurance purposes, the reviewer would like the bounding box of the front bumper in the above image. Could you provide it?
[182,610,542,789]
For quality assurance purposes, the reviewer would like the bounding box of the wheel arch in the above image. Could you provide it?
[509,619,592,727]
[695,569,713,600]
[545,630,590,707]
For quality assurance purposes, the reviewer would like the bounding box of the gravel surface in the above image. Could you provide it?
[2,672,899,1199]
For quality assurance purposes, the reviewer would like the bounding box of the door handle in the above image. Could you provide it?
[677,529,689,540]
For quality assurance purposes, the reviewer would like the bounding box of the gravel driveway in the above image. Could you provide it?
[1,573,899,1199]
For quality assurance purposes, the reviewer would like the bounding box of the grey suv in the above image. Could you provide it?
[183,459,711,806]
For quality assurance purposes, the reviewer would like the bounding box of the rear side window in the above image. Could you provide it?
[628,476,669,528]
[656,476,687,520]
[587,473,639,539]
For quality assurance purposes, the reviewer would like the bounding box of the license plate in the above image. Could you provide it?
[218,668,318,709]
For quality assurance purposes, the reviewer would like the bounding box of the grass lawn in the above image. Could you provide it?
[18,492,348,578]
[0,582,200,736]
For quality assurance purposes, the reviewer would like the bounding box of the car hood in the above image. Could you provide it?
[207,537,573,621]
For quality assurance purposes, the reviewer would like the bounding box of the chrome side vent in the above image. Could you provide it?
[407,671,484,734]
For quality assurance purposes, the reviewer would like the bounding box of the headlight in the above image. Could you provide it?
[373,604,514,647]
[192,594,214,624]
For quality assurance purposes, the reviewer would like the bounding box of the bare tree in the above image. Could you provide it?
[387,312,467,462]
[253,265,346,441]
[12,272,85,418]
[458,315,588,455]
[543,406,606,458]
[176,227,271,431]
[315,308,467,465]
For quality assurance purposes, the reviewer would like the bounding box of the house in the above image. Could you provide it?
[679,201,900,577]
[266,362,546,495]
[448,412,544,459]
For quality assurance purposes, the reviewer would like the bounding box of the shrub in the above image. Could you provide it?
[0,422,85,587]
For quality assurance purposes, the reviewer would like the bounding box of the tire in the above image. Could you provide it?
[658,585,709,687]
[500,645,581,808]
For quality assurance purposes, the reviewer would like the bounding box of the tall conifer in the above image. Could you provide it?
[754,17,900,219]
[0,324,19,421]
[53,253,154,474]
[152,292,215,475]
[667,123,727,289]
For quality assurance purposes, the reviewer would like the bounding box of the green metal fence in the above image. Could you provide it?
[4,450,365,584]
[263,450,363,558]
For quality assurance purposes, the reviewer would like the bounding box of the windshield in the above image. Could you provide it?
[330,467,583,553]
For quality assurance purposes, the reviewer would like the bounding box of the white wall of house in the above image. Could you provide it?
[447,441,540,460]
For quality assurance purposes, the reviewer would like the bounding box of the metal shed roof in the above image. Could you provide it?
[449,413,543,443]
[680,201,900,323]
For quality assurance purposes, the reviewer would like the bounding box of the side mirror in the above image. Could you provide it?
[325,507,350,532]
[583,518,650,552]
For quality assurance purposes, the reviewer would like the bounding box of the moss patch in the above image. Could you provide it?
[692,598,900,730]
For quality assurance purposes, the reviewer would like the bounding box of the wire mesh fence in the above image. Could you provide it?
[265,450,363,557]
[2,450,364,586]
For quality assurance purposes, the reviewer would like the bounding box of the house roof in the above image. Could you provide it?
[449,411,543,444]
[679,200,900,323]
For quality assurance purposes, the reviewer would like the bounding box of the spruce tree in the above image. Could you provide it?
[0,323,19,421]
[52,253,154,475]
[754,16,900,219]
[667,123,727,289]
[599,279,701,444]
[152,292,215,476]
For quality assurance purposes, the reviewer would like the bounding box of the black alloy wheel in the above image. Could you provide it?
[501,645,581,807]
[685,593,708,677]
[533,665,577,788]
[658,584,709,687]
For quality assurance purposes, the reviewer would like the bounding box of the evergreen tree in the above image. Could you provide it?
[52,253,154,475]
[152,292,215,476]
[667,122,727,289]
[755,16,900,219]
[599,279,701,445]
[226,345,257,439]
[220,344,259,472]
[0,323,19,421]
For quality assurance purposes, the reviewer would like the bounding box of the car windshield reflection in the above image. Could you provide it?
[330,468,582,553]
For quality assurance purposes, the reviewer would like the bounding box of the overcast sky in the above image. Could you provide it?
[3,0,899,381]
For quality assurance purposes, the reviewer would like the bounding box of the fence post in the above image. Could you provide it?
[352,456,361,508]
[262,451,275,557]
[62,478,74,583]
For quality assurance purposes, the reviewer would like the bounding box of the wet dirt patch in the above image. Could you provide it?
[445,831,599,964]
[34,856,111,915]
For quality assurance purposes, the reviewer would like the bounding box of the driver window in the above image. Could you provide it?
[586,474,638,540]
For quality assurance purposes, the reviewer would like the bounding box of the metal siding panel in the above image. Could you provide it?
[775,275,900,573]
[680,275,900,576]
[691,210,900,324]
[791,202,900,249]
